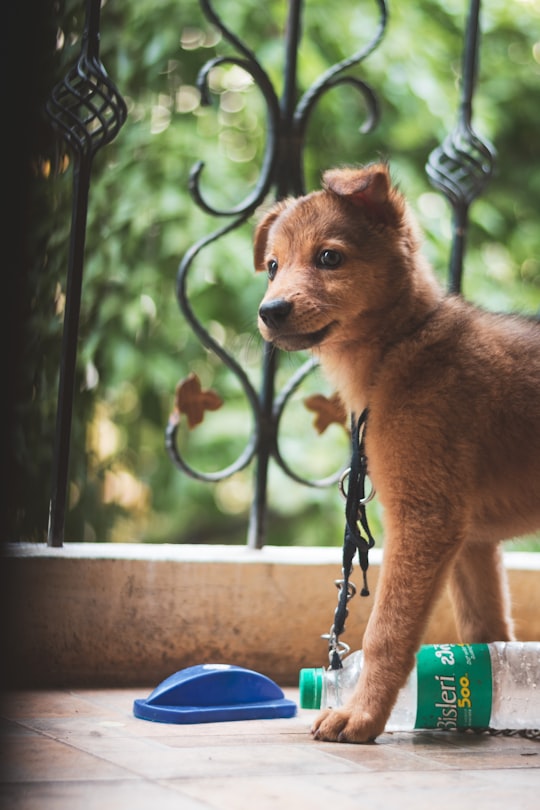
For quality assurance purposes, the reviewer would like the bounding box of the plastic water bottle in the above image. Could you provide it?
[299,642,540,730]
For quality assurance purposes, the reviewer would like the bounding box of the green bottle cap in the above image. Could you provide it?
[299,667,324,709]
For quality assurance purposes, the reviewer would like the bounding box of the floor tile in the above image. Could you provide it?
[169,767,540,810]
[168,773,363,810]
[331,769,540,810]
[1,687,539,810]
[57,737,356,780]
[0,735,137,783]
[0,718,37,739]
[1,691,111,720]
[0,780,213,810]
[314,738,454,771]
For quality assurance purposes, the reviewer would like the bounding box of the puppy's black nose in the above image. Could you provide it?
[258,298,292,329]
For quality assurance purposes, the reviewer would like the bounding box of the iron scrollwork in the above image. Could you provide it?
[166,0,388,547]
[426,0,494,294]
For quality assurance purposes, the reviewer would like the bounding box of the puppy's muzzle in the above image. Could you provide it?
[258,298,292,330]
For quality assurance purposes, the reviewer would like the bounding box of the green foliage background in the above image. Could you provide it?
[12,0,540,547]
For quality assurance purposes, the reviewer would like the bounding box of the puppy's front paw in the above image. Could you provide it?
[311,707,383,744]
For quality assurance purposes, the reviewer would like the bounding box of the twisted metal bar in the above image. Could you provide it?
[167,0,388,547]
[426,0,494,293]
[46,0,127,546]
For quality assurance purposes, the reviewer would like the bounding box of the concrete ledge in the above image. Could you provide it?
[2,544,539,688]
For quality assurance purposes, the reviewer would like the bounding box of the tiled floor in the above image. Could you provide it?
[1,687,539,809]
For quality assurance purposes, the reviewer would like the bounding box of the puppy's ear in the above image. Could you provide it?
[322,164,400,226]
[253,200,290,272]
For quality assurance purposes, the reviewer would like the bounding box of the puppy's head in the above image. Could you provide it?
[254,163,421,351]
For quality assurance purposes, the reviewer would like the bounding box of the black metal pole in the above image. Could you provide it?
[247,0,304,549]
[47,157,92,546]
[277,0,304,199]
[448,0,481,295]
[247,343,278,548]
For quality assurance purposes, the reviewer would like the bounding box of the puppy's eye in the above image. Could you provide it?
[267,259,278,280]
[318,249,342,269]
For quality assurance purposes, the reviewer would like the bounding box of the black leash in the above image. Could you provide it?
[327,408,376,670]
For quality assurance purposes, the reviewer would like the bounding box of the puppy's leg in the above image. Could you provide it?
[448,542,514,643]
[312,509,462,743]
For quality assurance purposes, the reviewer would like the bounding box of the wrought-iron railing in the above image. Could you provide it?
[46,0,493,548]
[46,0,127,546]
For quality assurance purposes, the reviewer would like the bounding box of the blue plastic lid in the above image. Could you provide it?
[133,664,297,724]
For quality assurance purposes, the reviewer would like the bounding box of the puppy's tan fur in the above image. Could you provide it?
[254,163,540,743]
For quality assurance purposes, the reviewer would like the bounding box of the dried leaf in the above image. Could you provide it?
[173,372,223,429]
[304,392,348,434]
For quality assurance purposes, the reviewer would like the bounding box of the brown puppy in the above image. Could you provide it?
[254,163,540,743]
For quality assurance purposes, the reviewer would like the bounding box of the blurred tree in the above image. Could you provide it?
[8,0,539,547]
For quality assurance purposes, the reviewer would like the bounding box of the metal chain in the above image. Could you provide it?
[467,728,540,741]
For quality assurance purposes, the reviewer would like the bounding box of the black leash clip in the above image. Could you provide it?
[321,627,350,670]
